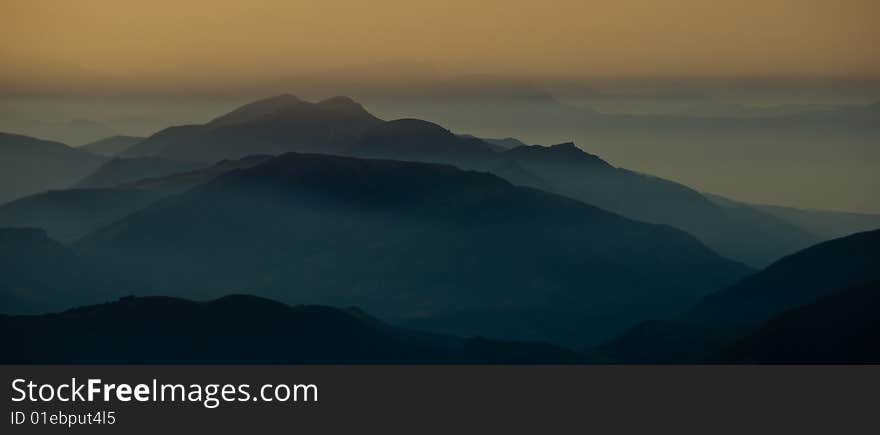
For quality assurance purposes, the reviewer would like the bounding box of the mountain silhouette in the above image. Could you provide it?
[458,135,530,151]
[752,203,880,240]
[74,152,748,346]
[594,229,880,362]
[79,135,144,156]
[489,142,819,266]
[0,228,119,314]
[0,132,105,204]
[121,95,383,162]
[687,229,880,329]
[74,156,205,189]
[0,155,272,243]
[0,189,164,243]
[350,118,495,165]
[119,154,273,194]
[0,294,587,364]
[718,281,880,363]
[100,95,828,267]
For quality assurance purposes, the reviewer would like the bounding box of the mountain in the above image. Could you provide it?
[365,89,880,222]
[0,228,118,314]
[488,143,819,266]
[350,119,495,166]
[0,189,164,243]
[103,95,822,267]
[74,156,205,189]
[719,281,880,363]
[78,135,144,156]
[592,229,880,363]
[119,155,273,195]
[0,155,271,243]
[753,203,880,240]
[687,229,880,329]
[457,135,531,151]
[0,294,587,364]
[0,132,105,205]
[121,95,383,162]
[76,152,748,346]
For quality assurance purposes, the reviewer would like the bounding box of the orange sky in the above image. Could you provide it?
[2,0,878,95]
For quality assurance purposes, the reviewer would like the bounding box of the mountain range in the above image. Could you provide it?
[2,94,878,362]
[0,132,105,204]
[78,135,144,156]
[74,157,205,189]
[75,94,849,266]
[0,156,270,242]
[121,95,383,161]
[483,143,819,266]
[71,152,748,346]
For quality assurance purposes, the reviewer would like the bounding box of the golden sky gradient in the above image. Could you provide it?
[2,0,878,94]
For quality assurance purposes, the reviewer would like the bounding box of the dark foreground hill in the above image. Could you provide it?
[0,295,586,364]
[75,152,748,347]
[593,230,880,363]
[686,229,880,329]
[719,281,880,363]
[0,132,105,204]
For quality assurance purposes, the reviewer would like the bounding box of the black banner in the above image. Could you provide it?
[2,365,878,434]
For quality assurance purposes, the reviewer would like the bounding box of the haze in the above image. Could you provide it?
[2,0,879,95]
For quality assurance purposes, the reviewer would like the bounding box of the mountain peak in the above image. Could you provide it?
[505,142,611,167]
[372,118,451,136]
[317,95,359,108]
[207,94,306,127]
[549,142,579,150]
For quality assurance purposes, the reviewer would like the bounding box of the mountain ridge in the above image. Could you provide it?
[74,151,749,346]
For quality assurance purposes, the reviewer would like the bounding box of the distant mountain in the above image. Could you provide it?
[0,118,118,147]
[687,229,880,329]
[121,95,383,162]
[120,155,273,195]
[350,119,495,166]
[0,132,105,205]
[0,294,587,364]
[365,90,880,225]
[719,281,880,363]
[0,228,117,314]
[76,152,748,346]
[0,189,163,243]
[88,96,820,266]
[458,135,532,151]
[74,157,205,189]
[78,135,144,156]
[488,143,818,266]
[0,155,271,243]
[753,203,880,240]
